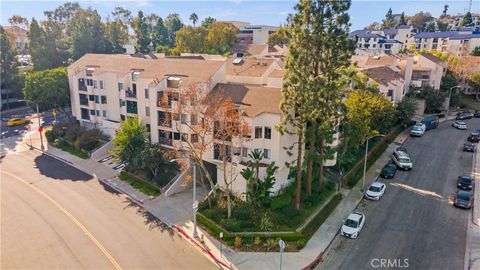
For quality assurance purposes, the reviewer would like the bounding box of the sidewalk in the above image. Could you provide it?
[466,134,480,270]
[27,127,412,270]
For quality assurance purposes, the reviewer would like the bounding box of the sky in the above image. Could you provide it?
[1,0,478,30]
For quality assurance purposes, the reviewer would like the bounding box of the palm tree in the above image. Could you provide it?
[189,12,198,27]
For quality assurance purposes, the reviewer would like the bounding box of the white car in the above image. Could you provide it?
[364,182,386,200]
[392,151,413,170]
[452,121,467,130]
[410,124,425,137]
[341,212,365,239]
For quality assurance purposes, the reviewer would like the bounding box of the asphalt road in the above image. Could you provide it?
[0,149,216,269]
[317,117,480,270]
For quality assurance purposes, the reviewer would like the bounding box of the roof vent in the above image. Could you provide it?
[232,58,244,65]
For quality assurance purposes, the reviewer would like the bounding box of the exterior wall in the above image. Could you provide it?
[415,55,445,90]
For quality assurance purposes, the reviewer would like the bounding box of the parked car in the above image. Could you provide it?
[364,182,386,200]
[464,143,476,152]
[452,121,467,130]
[392,151,413,170]
[456,112,473,120]
[380,162,397,179]
[468,132,480,143]
[410,124,426,136]
[395,146,409,156]
[7,118,30,127]
[341,212,365,239]
[457,175,474,190]
[454,190,472,209]
[421,115,439,130]
[474,111,480,118]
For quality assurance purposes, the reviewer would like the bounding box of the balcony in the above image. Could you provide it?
[158,137,173,146]
[126,90,137,98]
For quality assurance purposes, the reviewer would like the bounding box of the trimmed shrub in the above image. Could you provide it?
[302,194,342,239]
[271,194,291,210]
[296,238,307,249]
[78,128,102,151]
[45,130,54,142]
[220,218,241,232]
[280,206,299,218]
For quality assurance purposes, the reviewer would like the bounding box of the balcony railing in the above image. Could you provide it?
[126,90,137,98]
[80,99,89,106]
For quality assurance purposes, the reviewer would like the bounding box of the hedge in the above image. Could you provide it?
[118,171,161,196]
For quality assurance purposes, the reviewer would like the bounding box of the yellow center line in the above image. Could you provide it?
[2,170,122,270]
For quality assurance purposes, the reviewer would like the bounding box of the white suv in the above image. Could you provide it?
[392,151,413,170]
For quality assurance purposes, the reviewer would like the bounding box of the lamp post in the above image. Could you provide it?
[20,100,44,152]
[362,134,385,191]
[446,85,461,119]
[170,157,198,238]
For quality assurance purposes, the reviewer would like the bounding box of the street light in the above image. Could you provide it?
[362,134,385,191]
[19,99,44,152]
[446,85,461,119]
[170,157,198,238]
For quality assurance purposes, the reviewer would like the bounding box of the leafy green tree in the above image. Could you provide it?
[382,8,395,29]
[408,12,433,32]
[23,67,70,116]
[175,26,207,53]
[44,2,80,26]
[440,73,458,92]
[422,86,446,113]
[68,8,108,60]
[396,96,417,124]
[268,26,290,46]
[151,17,169,48]
[425,22,436,32]
[105,20,128,53]
[241,149,278,209]
[201,16,216,29]
[460,12,474,27]
[140,142,175,180]
[28,18,63,70]
[165,13,184,47]
[112,6,132,28]
[1,26,19,109]
[468,72,480,100]
[133,11,151,53]
[399,12,407,25]
[471,47,480,56]
[189,13,198,26]
[278,0,354,207]
[437,21,449,31]
[112,117,147,170]
[204,22,239,54]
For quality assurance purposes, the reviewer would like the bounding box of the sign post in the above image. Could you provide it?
[279,239,285,270]
[219,232,224,258]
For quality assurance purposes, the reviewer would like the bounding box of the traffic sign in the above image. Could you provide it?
[193,200,199,211]
[38,127,43,133]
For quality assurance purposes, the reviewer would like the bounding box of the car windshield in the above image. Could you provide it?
[399,157,411,163]
[459,177,472,184]
[457,192,470,200]
[345,219,358,228]
[412,126,422,131]
[369,186,381,192]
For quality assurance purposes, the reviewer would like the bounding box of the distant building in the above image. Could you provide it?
[349,26,413,55]
[413,30,480,56]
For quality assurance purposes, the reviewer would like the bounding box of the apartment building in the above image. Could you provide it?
[68,53,301,196]
[413,30,480,56]
[349,26,413,55]
[448,13,480,31]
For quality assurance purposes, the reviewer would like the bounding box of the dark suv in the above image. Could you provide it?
[457,176,473,190]
[468,132,480,143]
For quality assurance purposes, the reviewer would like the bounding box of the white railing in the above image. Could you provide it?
[163,165,191,197]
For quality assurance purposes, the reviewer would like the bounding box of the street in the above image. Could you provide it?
[0,149,216,269]
[317,117,479,270]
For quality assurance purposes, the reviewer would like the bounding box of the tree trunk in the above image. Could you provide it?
[318,136,325,188]
[305,122,317,195]
[221,144,232,219]
[198,167,212,208]
[295,125,304,210]
[198,159,217,196]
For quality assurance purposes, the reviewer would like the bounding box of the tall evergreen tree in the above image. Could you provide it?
[165,13,184,47]
[0,26,19,109]
[399,12,407,25]
[460,12,474,27]
[151,17,169,49]
[68,8,108,60]
[134,11,151,53]
[189,12,198,26]
[278,0,354,208]
[28,18,48,70]
[425,21,436,32]
[382,8,395,29]
[105,20,128,53]
[201,16,216,29]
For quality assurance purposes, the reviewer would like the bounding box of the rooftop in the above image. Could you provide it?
[419,53,445,65]
[226,57,275,77]
[269,69,284,78]
[210,83,281,117]
[364,66,403,86]
[68,54,225,86]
